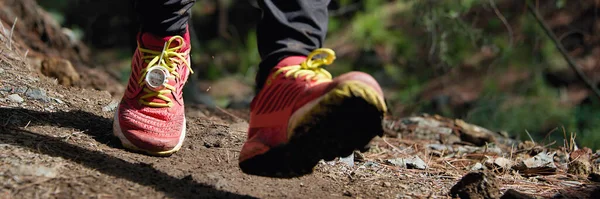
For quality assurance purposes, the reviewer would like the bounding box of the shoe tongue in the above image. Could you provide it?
[139,32,190,52]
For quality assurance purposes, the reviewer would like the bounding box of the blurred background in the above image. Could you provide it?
[36,0,600,150]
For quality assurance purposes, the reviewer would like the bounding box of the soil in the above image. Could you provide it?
[0,51,438,198]
[2,1,600,198]
[2,43,600,199]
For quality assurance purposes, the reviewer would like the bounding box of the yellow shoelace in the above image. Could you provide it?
[269,48,336,84]
[137,36,194,108]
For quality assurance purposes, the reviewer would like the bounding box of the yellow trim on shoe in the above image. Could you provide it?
[287,80,387,139]
[267,48,336,86]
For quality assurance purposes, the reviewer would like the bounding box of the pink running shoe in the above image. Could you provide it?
[113,28,193,156]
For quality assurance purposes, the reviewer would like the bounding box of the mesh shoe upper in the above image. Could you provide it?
[114,28,193,154]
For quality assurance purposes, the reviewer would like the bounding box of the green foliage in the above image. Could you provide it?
[466,73,577,143]
[575,102,600,149]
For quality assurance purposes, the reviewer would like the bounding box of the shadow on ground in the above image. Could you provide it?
[0,107,254,199]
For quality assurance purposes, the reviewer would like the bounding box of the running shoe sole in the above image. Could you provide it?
[239,80,387,178]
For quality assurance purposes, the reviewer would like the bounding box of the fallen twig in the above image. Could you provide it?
[9,18,17,50]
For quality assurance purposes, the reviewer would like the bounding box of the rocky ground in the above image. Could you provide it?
[1,0,600,198]
[1,32,600,199]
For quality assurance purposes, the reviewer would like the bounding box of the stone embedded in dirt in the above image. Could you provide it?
[339,154,354,167]
[500,189,536,199]
[381,182,392,187]
[362,161,379,168]
[7,94,24,103]
[471,162,485,171]
[513,152,557,176]
[0,68,4,74]
[354,151,365,162]
[455,119,495,146]
[568,148,593,176]
[25,88,50,102]
[386,158,406,167]
[427,143,453,152]
[102,100,119,112]
[386,156,428,170]
[427,143,454,157]
[450,171,502,199]
[40,57,80,86]
[485,157,513,172]
[52,97,64,104]
[10,165,58,178]
[406,156,427,170]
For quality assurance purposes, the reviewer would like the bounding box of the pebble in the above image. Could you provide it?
[386,156,428,170]
[25,88,50,102]
[471,162,484,171]
[339,154,354,167]
[427,143,452,152]
[102,100,119,112]
[0,68,4,74]
[11,165,58,178]
[405,156,428,170]
[7,94,24,103]
[52,97,64,104]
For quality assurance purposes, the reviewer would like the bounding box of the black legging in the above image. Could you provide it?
[135,0,330,91]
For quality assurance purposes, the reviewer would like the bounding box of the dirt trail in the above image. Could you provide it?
[1,0,600,198]
[0,40,425,198]
[2,41,600,198]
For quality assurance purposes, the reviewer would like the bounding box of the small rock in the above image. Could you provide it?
[354,151,365,162]
[339,154,354,167]
[382,182,392,187]
[457,146,482,154]
[386,156,427,170]
[406,156,427,170]
[13,86,27,94]
[493,157,513,171]
[455,119,496,146]
[554,150,570,170]
[513,152,557,177]
[471,162,484,171]
[0,68,4,74]
[343,190,353,197]
[52,97,64,104]
[427,143,452,152]
[450,171,502,199]
[0,86,10,92]
[7,94,24,103]
[386,158,406,167]
[102,100,119,112]
[11,165,58,178]
[25,88,50,102]
[500,189,536,199]
[362,161,379,168]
